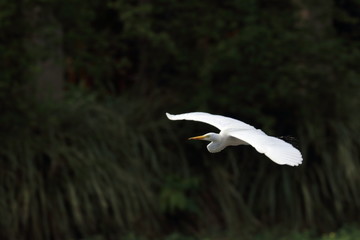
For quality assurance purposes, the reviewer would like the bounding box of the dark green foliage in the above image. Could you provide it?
[0,92,186,239]
[1,0,360,239]
[1,90,359,239]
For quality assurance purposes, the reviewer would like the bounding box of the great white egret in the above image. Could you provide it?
[166,112,303,166]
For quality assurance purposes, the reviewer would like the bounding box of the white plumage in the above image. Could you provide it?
[166,112,303,166]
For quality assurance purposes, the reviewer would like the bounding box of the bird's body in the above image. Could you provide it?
[203,130,249,153]
[166,112,303,166]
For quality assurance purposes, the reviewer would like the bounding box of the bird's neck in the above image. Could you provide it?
[208,133,221,142]
[206,134,226,153]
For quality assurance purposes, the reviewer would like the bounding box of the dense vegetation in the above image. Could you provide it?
[0,0,359,239]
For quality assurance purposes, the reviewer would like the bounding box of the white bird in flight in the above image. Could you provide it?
[166,112,303,166]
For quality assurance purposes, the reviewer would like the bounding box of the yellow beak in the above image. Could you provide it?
[188,135,206,140]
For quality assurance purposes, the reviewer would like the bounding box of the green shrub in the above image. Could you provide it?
[0,91,189,239]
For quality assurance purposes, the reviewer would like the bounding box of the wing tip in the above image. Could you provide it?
[287,157,303,167]
[166,112,174,120]
[268,150,303,167]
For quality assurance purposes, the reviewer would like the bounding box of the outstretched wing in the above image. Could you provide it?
[166,112,255,131]
[228,129,303,166]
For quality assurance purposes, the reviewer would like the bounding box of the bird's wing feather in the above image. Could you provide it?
[166,112,255,131]
[228,130,303,166]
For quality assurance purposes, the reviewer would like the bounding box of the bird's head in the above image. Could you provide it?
[188,133,218,142]
[189,132,224,153]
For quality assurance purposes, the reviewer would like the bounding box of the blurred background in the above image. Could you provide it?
[0,0,359,239]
